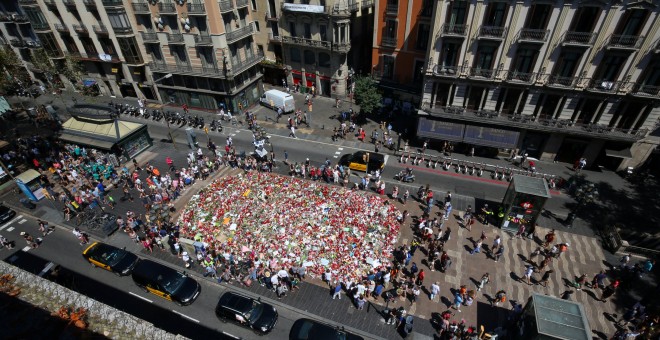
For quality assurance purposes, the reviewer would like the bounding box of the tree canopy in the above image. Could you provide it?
[353,75,382,114]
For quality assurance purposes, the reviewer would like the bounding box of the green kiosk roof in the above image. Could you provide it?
[512,175,551,198]
[532,293,591,340]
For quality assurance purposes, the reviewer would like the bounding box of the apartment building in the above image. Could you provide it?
[420,0,660,171]
[266,0,372,98]
[0,1,43,84]
[371,0,434,103]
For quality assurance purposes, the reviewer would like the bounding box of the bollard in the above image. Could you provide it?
[322,124,324,130]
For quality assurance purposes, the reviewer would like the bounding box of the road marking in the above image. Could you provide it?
[333,156,339,158]
[338,147,344,150]
[129,292,153,303]
[172,310,200,323]
[334,151,341,154]
[0,215,22,231]
[222,331,241,339]
[21,246,31,252]
[39,262,55,277]
[6,227,14,232]
[18,219,27,225]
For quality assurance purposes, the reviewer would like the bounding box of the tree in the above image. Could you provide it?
[0,46,30,93]
[30,48,54,74]
[59,54,85,86]
[353,75,382,114]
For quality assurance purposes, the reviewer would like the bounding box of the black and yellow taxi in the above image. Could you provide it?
[216,292,278,335]
[82,242,139,276]
[338,151,385,172]
[131,259,200,305]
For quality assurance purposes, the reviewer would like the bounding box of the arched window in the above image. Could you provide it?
[318,52,331,68]
[304,50,315,65]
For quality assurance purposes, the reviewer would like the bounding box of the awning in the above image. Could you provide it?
[605,148,633,159]
[83,79,97,87]
[59,133,115,150]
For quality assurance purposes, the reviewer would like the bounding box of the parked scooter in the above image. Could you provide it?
[394,168,416,183]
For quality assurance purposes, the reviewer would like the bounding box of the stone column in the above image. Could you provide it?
[454,83,469,107]
[484,87,501,111]
[521,91,542,116]
[559,96,580,120]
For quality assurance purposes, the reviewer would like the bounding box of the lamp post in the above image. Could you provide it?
[565,182,599,228]
[154,73,175,149]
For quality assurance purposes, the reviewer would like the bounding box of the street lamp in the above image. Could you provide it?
[565,181,599,228]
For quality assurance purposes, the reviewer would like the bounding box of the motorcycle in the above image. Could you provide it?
[394,169,415,183]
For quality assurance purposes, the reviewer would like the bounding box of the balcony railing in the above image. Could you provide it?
[545,74,579,88]
[505,71,537,83]
[54,23,68,32]
[31,22,50,31]
[229,51,264,75]
[431,65,462,77]
[518,28,549,42]
[226,23,254,43]
[281,36,331,50]
[194,34,212,45]
[606,34,644,50]
[101,0,123,7]
[187,3,205,14]
[386,3,398,14]
[268,32,281,42]
[334,41,351,53]
[562,31,596,46]
[630,83,660,97]
[441,24,469,37]
[478,26,507,39]
[586,79,622,93]
[10,39,27,48]
[468,67,498,79]
[219,0,234,13]
[149,61,227,78]
[381,36,397,47]
[167,32,184,43]
[141,31,159,42]
[158,2,176,13]
[11,14,29,23]
[72,24,88,33]
[69,51,121,62]
[236,0,248,8]
[93,25,109,34]
[132,2,150,13]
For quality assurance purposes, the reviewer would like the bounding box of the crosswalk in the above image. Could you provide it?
[0,215,24,233]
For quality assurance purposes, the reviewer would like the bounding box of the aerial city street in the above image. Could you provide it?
[0,0,659,339]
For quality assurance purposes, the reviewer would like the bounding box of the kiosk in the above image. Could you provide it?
[500,175,551,232]
[14,169,44,201]
[513,293,591,340]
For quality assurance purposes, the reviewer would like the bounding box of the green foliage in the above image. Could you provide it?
[30,48,54,73]
[60,54,85,85]
[353,75,382,114]
[0,46,30,93]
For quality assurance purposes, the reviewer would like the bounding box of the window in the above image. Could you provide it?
[595,54,627,81]
[257,44,264,56]
[416,23,430,50]
[320,25,327,41]
[512,48,538,73]
[107,10,132,32]
[554,50,582,77]
[251,0,256,10]
[570,7,600,32]
[413,60,424,82]
[474,44,496,69]
[441,42,459,68]
[420,0,433,17]
[118,37,143,64]
[447,1,467,26]
[385,20,397,38]
[37,33,60,57]
[289,22,297,37]
[171,45,188,64]
[304,23,311,39]
[304,50,315,65]
[525,4,551,30]
[382,55,395,79]
[617,9,648,36]
[147,45,163,62]
[23,7,48,26]
[290,47,301,62]
[483,2,507,27]
[319,52,330,67]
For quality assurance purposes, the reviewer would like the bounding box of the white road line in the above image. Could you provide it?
[129,292,153,303]
[21,246,31,252]
[18,219,27,225]
[337,147,344,150]
[333,156,339,158]
[383,155,390,165]
[222,331,241,339]
[6,227,14,232]
[172,310,200,323]
[0,215,22,231]
[334,151,341,154]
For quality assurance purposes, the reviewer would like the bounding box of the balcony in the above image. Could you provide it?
[31,22,51,31]
[141,31,159,43]
[229,51,264,76]
[43,0,56,6]
[93,25,109,35]
[431,65,462,78]
[236,0,248,8]
[149,61,227,78]
[268,32,281,42]
[606,34,644,50]
[518,28,549,43]
[74,52,121,62]
[10,14,28,23]
[561,31,596,46]
[420,103,648,141]
[334,41,351,53]
[101,0,123,7]
[132,2,150,13]
[545,74,580,88]
[478,26,507,40]
[362,0,374,9]
[187,3,205,14]
[73,24,88,34]
[158,2,176,13]
[381,36,397,48]
[468,67,498,80]
[226,23,254,43]
[62,0,76,6]
[385,3,398,15]
[194,34,212,45]
[630,83,660,97]
[18,0,37,5]
[265,11,278,21]
[281,36,331,50]
[167,32,184,44]
[10,39,27,48]
[82,0,97,7]
[219,0,234,13]
[441,24,469,37]
[113,26,135,35]
[586,79,623,93]
[54,23,69,33]
[505,71,537,84]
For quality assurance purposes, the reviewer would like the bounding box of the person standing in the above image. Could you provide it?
[470,239,483,255]
[478,273,490,291]
[491,235,501,254]
[452,291,463,312]
[522,265,534,285]
[289,125,297,138]
[600,280,619,302]
[543,229,556,248]
[416,269,425,286]
[537,269,554,287]
[494,245,504,262]
[430,282,440,301]
[494,290,507,306]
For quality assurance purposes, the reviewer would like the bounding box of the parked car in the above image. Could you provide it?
[215,292,278,335]
[289,318,364,340]
[0,204,16,224]
[82,242,139,276]
[131,259,200,305]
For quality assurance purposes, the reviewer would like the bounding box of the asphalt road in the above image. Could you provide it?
[0,214,309,340]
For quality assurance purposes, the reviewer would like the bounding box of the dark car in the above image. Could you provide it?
[216,292,278,335]
[131,259,201,305]
[0,204,16,224]
[339,151,385,172]
[289,318,364,340]
[82,242,140,276]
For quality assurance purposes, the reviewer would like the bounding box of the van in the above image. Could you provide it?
[260,89,295,113]
[131,259,201,305]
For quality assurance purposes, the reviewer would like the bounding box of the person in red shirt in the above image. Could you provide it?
[416,269,425,286]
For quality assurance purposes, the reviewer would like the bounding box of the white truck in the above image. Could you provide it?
[260,89,295,114]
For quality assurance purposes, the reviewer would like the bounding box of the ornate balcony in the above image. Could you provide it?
[431,65,462,78]
[69,51,121,62]
[219,0,234,13]
[141,31,159,43]
[226,23,254,43]
[54,23,69,33]
[478,26,507,40]
[158,2,176,13]
[505,71,537,84]
[517,28,549,43]
[381,36,397,48]
[441,24,469,37]
[149,61,227,78]
[468,67,498,80]
[545,74,580,88]
[10,39,27,48]
[132,2,150,13]
[101,0,123,7]
[167,33,184,44]
[586,79,623,93]
[334,41,351,53]
[93,25,109,35]
[281,36,331,50]
[606,34,644,50]
[194,34,212,45]
[187,3,205,14]
[73,24,88,34]
[630,83,660,97]
[229,51,264,76]
[561,31,596,46]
